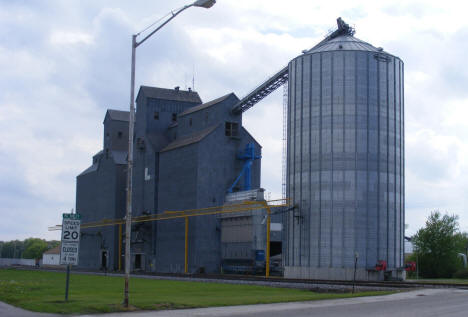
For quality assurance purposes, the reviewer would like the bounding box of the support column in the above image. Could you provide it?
[118,224,122,271]
[185,216,189,274]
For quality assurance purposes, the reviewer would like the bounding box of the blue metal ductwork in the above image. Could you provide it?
[227,143,261,193]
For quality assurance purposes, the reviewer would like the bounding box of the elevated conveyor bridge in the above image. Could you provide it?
[231,66,288,114]
[230,18,355,115]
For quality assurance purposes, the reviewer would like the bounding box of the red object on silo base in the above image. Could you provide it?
[405,261,416,272]
[376,260,387,271]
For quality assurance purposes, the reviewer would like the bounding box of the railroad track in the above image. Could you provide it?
[137,272,468,290]
[9,266,468,290]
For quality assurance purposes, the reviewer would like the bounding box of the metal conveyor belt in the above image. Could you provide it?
[231,66,289,114]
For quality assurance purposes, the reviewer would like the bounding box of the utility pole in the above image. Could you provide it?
[123,0,216,307]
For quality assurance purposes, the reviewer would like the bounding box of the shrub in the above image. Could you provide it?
[453,268,468,279]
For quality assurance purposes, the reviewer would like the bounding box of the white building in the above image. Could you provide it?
[42,246,60,265]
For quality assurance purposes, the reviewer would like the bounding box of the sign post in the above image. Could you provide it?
[60,213,81,301]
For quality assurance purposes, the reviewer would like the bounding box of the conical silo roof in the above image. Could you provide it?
[300,18,389,55]
[305,34,385,53]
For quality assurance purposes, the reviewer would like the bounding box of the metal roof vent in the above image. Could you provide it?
[174,86,180,91]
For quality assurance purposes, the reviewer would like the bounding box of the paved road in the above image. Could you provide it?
[80,288,468,317]
[0,301,56,317]
[2,288,468,317]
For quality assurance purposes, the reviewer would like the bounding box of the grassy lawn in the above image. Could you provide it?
[0,268,392,314]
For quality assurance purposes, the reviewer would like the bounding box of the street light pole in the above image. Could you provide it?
[123,0,215,308]
[123,34,136,308]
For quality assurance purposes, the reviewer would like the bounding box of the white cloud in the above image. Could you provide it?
[50,31,93,45]
[1,0,468,241]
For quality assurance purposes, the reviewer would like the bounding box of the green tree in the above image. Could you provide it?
[412,211,466,278]
[0,240,24,258]
[47,240,60,249]
[22,238,48,259]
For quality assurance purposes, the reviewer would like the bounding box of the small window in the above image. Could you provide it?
[172,113,177,122]
[154,112,159,120]
[189,118,192,127]
[118,131,122,138]
[225,122,239,137]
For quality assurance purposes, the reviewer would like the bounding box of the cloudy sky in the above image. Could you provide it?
[1,0,467,241]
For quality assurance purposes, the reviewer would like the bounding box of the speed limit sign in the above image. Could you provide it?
[60,213,81,265]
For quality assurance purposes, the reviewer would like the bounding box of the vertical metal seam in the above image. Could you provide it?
[386,58,390,266]
[354,51,358,266]
[330,51,334,268]
[290,59,295,267]
[285,63,289,267]
[398,59,402,268]
[342,51,346,268]
[398,60,402,267]
[285,63,290,267]
[318,52,323,267]
[284,67,288,267]
[377,56,381,261]
[402,61,405,268]
[365,53,370,267]
[289,62,293,267]
[293,59,297,266]
[299,57,304,266]
[309,54,313,267]
[393,58,397,269]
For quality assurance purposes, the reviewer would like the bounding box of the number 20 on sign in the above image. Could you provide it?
[60,213,81,265]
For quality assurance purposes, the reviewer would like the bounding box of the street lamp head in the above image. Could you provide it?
[193,0,216,8]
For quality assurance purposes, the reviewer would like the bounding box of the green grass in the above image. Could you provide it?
[0,269,392,314]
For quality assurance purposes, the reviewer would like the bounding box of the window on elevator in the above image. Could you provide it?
[225,122,239,137]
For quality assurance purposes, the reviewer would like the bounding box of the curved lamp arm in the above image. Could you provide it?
[136,0,215,48]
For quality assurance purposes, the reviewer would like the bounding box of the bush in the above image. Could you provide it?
[453,268,468,279]
[412,211,468,278]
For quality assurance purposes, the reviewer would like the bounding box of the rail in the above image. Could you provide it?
[49,198,291,277]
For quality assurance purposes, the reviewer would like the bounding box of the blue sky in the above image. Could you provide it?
[1,0,467,240]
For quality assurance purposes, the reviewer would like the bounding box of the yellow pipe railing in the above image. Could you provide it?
[49,198,291,277]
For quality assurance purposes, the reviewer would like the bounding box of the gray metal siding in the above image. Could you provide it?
[178,94,241,138]
[285,49,404,273]
[156,123,262,273]
[76,152,126,270]
[76,88,263,274]
[157,142,199,272]
[103,119,129,152]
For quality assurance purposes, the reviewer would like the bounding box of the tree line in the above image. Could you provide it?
[0,238,59,260]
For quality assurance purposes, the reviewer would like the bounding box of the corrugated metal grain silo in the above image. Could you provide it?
[284,19,404,280]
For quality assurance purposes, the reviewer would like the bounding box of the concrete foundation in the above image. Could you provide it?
[284,266,405,281]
